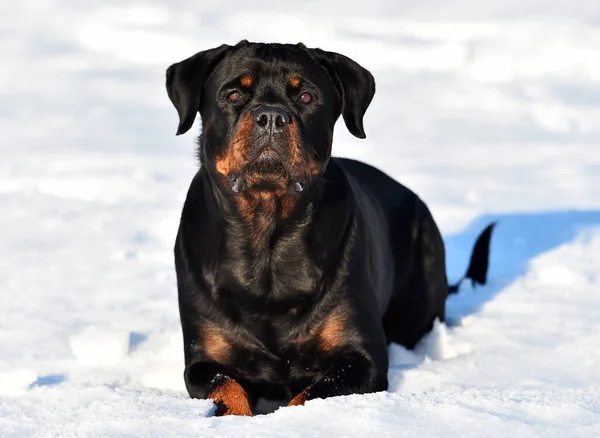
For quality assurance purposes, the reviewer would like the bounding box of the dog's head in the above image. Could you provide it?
[166,40,375,196]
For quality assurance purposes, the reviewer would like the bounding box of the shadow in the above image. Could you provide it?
[388,209,600,389]
[443,209,600,324]
[29,374,66,389]
[254,398,288,416]
[129,332,149,354]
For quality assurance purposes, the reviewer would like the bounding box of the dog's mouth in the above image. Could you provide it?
[228,147,306,194]
[229,175,305,194]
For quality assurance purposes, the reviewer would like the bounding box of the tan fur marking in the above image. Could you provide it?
[288,386,311,406]
[238,192,278,250]
[200,323,231,364]
[236,173,296,249]
[260,191,277,216]
[318,311,347,352]
[288,118,322,179]
[296,306,351,352]
[307,158,321,176]
[215,112,254,176]
[288,118,303,169]
[289,76,301,88]
[279,192,296,220]
[208,378,253,416]
[240,75,253,87]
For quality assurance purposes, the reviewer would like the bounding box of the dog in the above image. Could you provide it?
[166,40,494,416]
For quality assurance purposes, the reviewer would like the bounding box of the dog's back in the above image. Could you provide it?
[335,157,449,348]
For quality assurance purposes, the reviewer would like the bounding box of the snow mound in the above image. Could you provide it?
[0,368,37,396]
[69,326,131,366]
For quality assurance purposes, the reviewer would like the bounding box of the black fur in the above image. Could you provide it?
[166,41,494,415]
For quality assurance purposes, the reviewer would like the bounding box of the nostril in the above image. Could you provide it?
[256,113,268,127]
[275,115,286,128]
[253,106,291,131]
[279,111,291,125]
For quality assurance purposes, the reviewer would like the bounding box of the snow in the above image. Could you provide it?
[69,326,131,367]
[2,0,600,436]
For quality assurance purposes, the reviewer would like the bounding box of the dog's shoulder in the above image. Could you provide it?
[332,157,423,219]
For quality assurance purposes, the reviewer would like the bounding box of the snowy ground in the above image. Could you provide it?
[2,0,600,436]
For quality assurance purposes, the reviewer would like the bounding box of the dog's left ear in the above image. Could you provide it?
[311,49,375,139]
[166,44,231,135]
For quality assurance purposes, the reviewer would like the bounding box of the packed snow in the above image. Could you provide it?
[2,0,600,436]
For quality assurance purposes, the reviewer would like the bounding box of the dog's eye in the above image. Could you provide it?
[227,91,242,103]
[299,92,313,105]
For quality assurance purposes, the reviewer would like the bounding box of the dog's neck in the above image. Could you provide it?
[191,159,351,312]
[206,167,317,254]
[198,167,322,313]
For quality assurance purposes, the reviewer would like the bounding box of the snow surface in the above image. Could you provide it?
[2,0,600,436]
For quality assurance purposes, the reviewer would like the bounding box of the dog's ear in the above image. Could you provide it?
[166,44,231,135]
[311,49,375,139]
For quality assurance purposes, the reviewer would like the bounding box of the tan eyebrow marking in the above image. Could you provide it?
[289,76,301,88]
[240,76,253,87]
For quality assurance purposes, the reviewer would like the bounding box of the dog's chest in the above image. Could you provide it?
[211,227,332,388]
[218,234,322,305]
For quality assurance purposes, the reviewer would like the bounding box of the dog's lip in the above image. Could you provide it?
[228,173,306,194]
[226,146,308,194]
[227,167,307,195]
[251,146,281,164]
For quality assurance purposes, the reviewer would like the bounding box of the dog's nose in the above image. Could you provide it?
[253,106,291,133]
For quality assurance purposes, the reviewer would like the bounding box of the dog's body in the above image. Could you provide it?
[167,41,493,416]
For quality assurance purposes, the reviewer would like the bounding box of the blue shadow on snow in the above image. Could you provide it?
[443,209,600,323]
[29,374,66,388]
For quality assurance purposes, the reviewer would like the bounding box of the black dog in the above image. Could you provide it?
[166,40,494,416]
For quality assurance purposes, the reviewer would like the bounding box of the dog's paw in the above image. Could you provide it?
[209,377,253,416]
[288,386,311,407]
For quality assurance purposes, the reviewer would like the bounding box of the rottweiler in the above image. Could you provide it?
[166,40,494,416]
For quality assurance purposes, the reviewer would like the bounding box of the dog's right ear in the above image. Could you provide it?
[166,44,230,135]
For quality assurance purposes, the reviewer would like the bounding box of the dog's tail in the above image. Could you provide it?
[448,222,496,294]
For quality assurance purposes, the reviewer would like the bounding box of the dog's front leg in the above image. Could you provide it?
[288,352,384,406]
[185,361,254,416]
